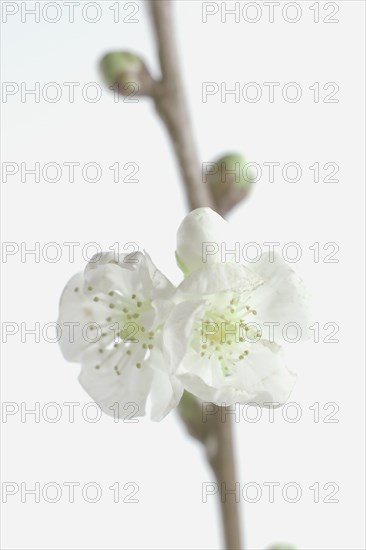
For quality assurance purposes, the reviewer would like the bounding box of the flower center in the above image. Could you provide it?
[83,286,157,373]
[193,293,260,376]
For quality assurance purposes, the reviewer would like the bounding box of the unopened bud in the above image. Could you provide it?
[208,153,253,203]
[100,52,155,97]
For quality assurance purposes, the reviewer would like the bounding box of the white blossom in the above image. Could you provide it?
[58,251,183,420]
[164,208,310,407]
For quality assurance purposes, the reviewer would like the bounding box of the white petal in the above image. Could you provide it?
[58,273,110,362]
[176,207,231,274]
[164,301,206,369]
[143,250,175,300]
[85,251,137,271]
[234,341,296,406]
[249,252,311,342]
[84,252,145,297]
[178,262,263,296]
[141,336,184,420]
[178,341,296,407]
[84,250,175,306]
[149,365,184,422]
[79,345,154,419]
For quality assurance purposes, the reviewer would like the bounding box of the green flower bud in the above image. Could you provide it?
[99,52,154,96]
[213,153,253,190]
[207,153,254,206]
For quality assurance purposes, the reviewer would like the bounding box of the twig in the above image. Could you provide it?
[179,395,243,549]
[108,1,247,216]
[149,2,243,548]
[150,0,215,211]
[208,408,243,550]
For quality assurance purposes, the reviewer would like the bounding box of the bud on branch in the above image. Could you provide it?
[207,153,253,215]
[100,52,156,97]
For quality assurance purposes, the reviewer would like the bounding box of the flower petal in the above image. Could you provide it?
[58,273,110,362]
[149,366,184,422]
[178,262,263,296]
[178,341,296,407]
[164,300,207,369]
[78,338,182,420]
[79,345,154,419]
[249,252,311,342]
[84,251,175,305]
[143,250,175,300]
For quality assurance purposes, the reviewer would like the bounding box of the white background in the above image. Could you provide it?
[1,1,365,549]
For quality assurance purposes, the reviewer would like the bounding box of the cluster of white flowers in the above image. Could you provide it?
[58,208,309,420]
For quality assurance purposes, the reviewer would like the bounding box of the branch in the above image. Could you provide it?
[208,408,243,550]
[149,2,243,548]
[100,3,249,215]
[178,393,243,550]
[150,0,214,211]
